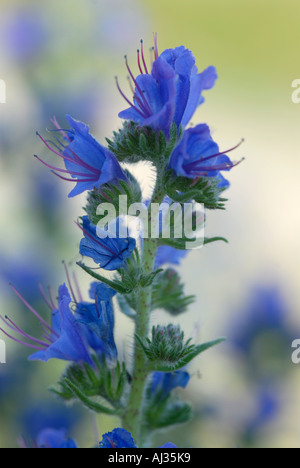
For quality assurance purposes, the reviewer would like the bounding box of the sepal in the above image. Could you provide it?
[145,398,192,429]
[84,173,142,226]
[151,268,195,315]
[106,121,180,165]
[164,170,227,210]
[136,325,226,372]
[50,356,129,415]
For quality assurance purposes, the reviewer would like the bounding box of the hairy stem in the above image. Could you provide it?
[122,170,165,446]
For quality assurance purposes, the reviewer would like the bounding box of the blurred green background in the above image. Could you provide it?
[0,0,300,448]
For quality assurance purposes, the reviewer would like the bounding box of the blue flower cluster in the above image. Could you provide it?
[35,40,241,203]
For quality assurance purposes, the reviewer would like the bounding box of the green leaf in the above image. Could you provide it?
[76,262,133,294]
[146,399,192,429]
[204,237,228,245]
[63,378,120,415]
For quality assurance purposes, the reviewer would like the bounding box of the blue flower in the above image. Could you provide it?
[75,283,117,364]
[169,124,241,187]
[244,385,280,439]
[155,245,188,269]
[79,216,136,271]
[229,284,295,355]
[36,115,126,197]
[0,283,93,366]
[159,443,178,448]
[117,37,217,137]
[99,428,136,448]
[151,370,190,401]
[35,428,77,448]
[2,7,49,64]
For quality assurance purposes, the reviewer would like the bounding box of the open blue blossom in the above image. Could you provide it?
[99,428,136,448]
[0,283,93,366]
[36,115,127,197]
[79,215,136,271]
[75,283,117,363]
[151,370,190,401]
[169,124,242,187]
[117,37,217,137]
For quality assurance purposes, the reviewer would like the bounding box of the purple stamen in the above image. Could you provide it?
[153,32,159,59]
[72,272,83,303]
[125,55,152,116]
[1,315,50,348]
[0,327,45,351]
[51,171,97,183]
[184,139,245,171]
[137,49,144,74]
[48,286,57,310]
[115,76,146,117]
[62,260,78,304]
[187,158,244,173]
[38,283,55,311]
[140,40,148,74]
[51,116,72,143]
[9,284,60,339]
[37,130,100,176]
[34,155,96,178]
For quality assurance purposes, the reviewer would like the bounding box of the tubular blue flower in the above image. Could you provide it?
[79,216,136,271]
[36,115,127,197]
[75,282,117,364]
[150,370,190,401]
[117,36,217,137]
[99,428,136,448]
[169,124,243,187]
[0,283,93,366]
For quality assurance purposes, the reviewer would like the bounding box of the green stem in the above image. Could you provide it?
[121,171,165,446]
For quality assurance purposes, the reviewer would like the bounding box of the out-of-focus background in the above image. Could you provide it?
[0,0,300,448]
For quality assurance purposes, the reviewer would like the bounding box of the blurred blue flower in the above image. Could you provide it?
[23,428,77,448]
[155,245,188,269]
[159,442,178,448]
[0,283,94,366]
[99,428,136,448]
[36,115,127,197]
[229,284,295,355]
[75,283,117,364]
[19,401,82,441]
[150,370,190,401]
[169,124,241,186]
[2,7,49,64]
[118,39,217,137]
[0,254,49,303]
[244,385,280,439]
[79,216,136,271]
